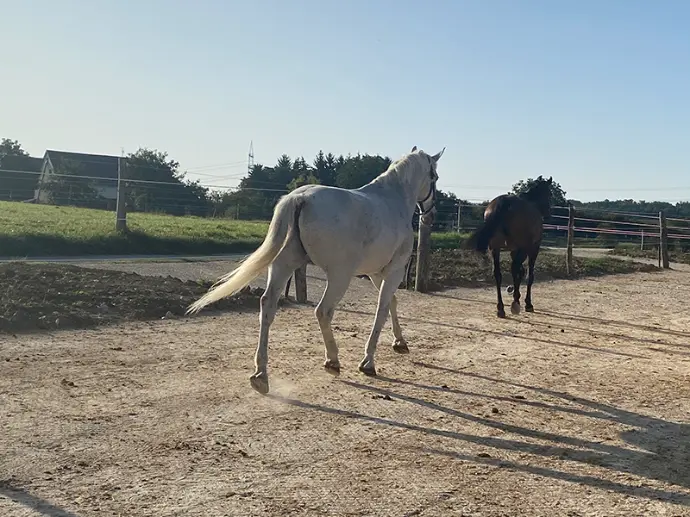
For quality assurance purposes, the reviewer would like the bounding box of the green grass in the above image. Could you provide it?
[429,232,471,249]
[0,201,479,257]
[609,243,690,265]
[1,201,679,262]
[0,201,269,257]
[407,249,660,291]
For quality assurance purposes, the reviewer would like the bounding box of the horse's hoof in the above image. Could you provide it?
[525,305,534,313]
[497,308,506,318]
[249,372,269,394]
[358,359,377,377]
[506,286,514,294]
[510,302,521,315]
[392,339,409,354]
[323,359,341,375]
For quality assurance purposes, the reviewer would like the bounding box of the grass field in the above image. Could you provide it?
[0,201,270,257]
[406,248,659,291]
[610,243,690,265]
[1,201,680,260]
[0,201,473,257]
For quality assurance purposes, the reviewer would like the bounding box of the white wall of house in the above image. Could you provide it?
[36,160,118,203]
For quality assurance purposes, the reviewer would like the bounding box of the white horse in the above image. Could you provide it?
[187,146,445,394]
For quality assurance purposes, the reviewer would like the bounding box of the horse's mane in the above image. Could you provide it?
[365,153,426,190]
[518,181,549,201]
[518,180,551,216]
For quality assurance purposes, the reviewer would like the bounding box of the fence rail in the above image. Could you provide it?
[4,161,690,297]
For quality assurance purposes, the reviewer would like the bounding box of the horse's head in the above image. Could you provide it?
[524,175,553,217]
[410,145,445,225]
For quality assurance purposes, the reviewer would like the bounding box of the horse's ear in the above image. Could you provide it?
[431,147,446,162]
[547,176,553,184]
[411,146,418,152]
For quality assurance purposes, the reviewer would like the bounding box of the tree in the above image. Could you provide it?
[0,138,28,158]
[270,154,294,189]
[432,190,460,230]
[335,153,392,189]
[42,157,105,208]
[0,138,40,201]
[313,150,338,186]
[512,176,567,207]
[125,148,209,216]
[288,172,319,192]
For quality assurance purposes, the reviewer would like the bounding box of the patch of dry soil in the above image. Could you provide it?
[1,268,690,516]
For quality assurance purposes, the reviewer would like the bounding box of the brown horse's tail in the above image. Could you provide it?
[466,198,510,253]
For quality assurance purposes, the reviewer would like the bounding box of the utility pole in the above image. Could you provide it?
[248,140,255,175]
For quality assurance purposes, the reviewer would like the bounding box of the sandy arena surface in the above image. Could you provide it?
[1,259,690,516]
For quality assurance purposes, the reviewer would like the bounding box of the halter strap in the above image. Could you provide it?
[416,181,437,217]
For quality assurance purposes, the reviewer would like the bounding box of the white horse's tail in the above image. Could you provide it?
[186,195,302,315]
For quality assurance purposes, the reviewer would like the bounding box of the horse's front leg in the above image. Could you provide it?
[368,273,409,354]
[359,266,407,376]
[525,248,540,312]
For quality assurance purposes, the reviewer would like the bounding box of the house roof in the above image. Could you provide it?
[0,154,43,173]
[45,150,119,180]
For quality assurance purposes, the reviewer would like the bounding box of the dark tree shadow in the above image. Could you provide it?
[428,293,689,346]
[538,308,689,339]
[338,307,646,359]
[268,387,690,506]
[407,362,690,491]
[0,482,81,517]
[509,317,690,353]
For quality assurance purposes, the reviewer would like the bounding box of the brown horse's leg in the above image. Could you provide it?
[284,274,292,299]
[510,250,526,315]
[492,248,505,318]
[525,248,540,312]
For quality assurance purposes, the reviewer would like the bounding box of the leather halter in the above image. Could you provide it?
[416,179,437,217]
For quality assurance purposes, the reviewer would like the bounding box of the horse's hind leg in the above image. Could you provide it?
[369,273,408,354]
[510,250,526,315]
[525,247,540,313]
[284,275,292,299]
[315,270,352,374]
[492,248,506,318]
[251,241,306,394]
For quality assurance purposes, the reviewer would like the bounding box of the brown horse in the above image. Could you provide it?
[467,176,553,318]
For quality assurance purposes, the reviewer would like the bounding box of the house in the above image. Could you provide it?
[0,154,44,201]
[35,150,121,208]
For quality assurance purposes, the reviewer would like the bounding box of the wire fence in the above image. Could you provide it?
[2,165,690,252]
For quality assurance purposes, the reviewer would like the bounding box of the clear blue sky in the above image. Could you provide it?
[2,0,690,202]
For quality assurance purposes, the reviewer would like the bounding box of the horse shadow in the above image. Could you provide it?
[0,482,80,517]
[270,368,690,506]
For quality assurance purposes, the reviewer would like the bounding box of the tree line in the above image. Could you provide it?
[3,137,690,234]
[209,151,465,230]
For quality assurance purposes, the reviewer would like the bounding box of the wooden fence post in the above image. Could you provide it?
[659,211,670,269]
[294,264,308,302]
[115,157,127,232]
[566,203,574,275]
[456,203,462,233]
[415,219,432,292]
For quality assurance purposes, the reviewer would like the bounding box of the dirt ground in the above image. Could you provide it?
[0,262,265,333]
[1,261,690,516]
